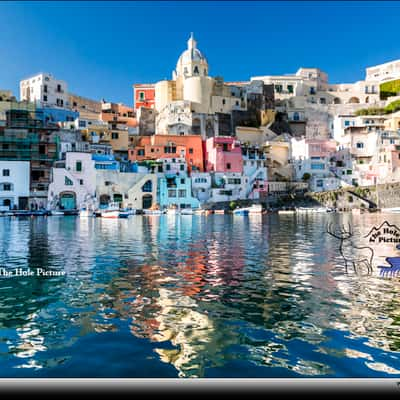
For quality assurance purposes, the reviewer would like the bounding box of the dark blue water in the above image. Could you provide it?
[0,212,399,378]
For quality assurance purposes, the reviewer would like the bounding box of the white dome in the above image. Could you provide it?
[174,34,208,79]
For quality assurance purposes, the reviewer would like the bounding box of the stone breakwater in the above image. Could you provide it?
[309,182,400,210]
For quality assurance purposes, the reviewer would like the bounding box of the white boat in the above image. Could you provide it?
[180,208,193,215]
[233,207,249,216]
[167,208,180,215]
[381,207,400,213]
[143,209,164,215]
[51,210,65,216]
[296,207,328,213]
[249,204,263,214]
[214,210,225,214]
[278,209,296,214]
[79,208,94,217]
[100,202,120,219]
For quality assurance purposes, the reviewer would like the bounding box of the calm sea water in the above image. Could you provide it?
[0,212,399,378]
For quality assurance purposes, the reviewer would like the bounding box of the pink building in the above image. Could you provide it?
[205,137,243,173]
[306,139,337,158]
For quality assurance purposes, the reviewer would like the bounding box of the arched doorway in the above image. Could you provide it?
[333,97,341,104]
[365,96,369,103]
[60,192,76,210]
[142,194,153,209]
[99,194,111,207]
[348,97,360,104]
[3,199,11,208]
[113,193,123,206]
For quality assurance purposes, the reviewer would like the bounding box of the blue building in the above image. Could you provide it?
[157,158,199,209]
[92,154,120,171]
[37,107,79,124]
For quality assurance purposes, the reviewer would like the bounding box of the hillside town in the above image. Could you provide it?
[2,34,400,215]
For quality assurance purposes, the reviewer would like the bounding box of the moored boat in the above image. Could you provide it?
[100,202,120,219]
[180,208,193,215]
[381,207,400,213]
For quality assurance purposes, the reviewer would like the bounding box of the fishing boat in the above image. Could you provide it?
[233,207,249,216]
[100,202,120,219]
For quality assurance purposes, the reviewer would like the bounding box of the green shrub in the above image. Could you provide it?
[380,79,400,100]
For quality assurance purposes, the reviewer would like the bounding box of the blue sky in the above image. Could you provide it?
[1,1,400,105]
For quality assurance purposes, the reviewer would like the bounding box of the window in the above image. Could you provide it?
[189,148,193,154]
[142,180,152,192]
[293,112,300,121]
[222,99,226,105]
[112,132,119,139]
[178,189,186,198]
[180,164,185,171]
[43,95,48,102]
[227,163,231,170]
[2,169,10,177]
[65,176,73,186]
[320,98,326,104]
[275,84,283,93]
[79,120,86,128]
[79,179,84,185]
[344,120,350,126]
[311,163,325,170]
[227,178,241,184]
[168,189,176,198]
[180,178,185,184]
[287,85,294,94]
[235,101,239,106]
[3,183,11,191]
[44,85,48,93]
[356,142,364,149]
[193,66,199,75]
[57,84,62,92]
[151,148,154,152]
[76,161,82,172]
[166,164,171,171]
[223,143,229,151]
[164,146,176,154]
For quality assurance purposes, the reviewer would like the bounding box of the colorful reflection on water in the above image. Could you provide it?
[0,212,399,377]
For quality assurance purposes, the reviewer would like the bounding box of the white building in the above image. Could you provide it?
[20,73,69,108]
[0,161,30,210]
[366,59,400,82]
[48,152,96,210]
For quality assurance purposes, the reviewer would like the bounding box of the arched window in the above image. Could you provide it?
[142,180,152,192]
[348,97,360,104]
[193,66,199,75]
[365,96,369,103]
[334,97,341,104]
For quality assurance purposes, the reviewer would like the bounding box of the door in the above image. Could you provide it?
[60,193,76,210]
[142,194,152,209]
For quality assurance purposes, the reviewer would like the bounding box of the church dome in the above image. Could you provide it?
[174,34,208,79]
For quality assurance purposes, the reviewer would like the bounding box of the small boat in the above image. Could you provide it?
[118,211,130,218]
[51,210,65,216]
[214,210,225,214]
[0,211,13,217]
[233,208,249,216]
[100,202,120,219]
[79,208,94,217]
[180,208,193,215]
[278,209,296,214]
[167,205,180,215]
[143,204,165,215]
[249,204,263,214]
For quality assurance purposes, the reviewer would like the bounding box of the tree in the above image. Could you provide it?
[302,173,311,182]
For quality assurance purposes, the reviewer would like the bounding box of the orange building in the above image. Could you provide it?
[128,135,204,173]
[133,84,155,109]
